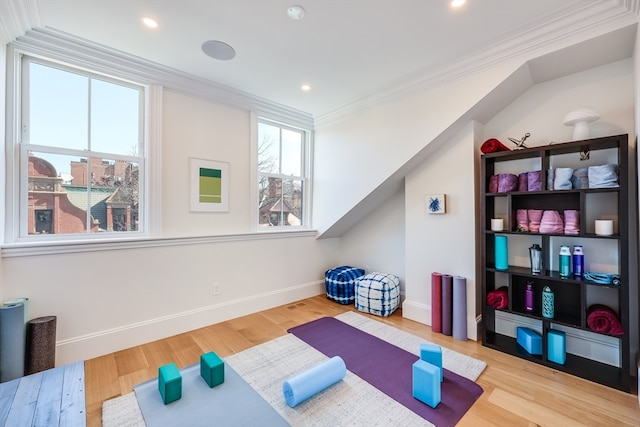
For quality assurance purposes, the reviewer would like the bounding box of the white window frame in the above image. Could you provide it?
[4,45,162,246]
[251,113,313,231]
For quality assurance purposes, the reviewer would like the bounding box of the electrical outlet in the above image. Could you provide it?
[213,282,221,296]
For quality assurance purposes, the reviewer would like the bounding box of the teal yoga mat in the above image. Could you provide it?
[134,362,290,427]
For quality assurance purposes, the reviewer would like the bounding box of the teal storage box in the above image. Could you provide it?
[547,330,566,364]
[412,359,440,408]
[419,343,443,382]
[516,327,542,355]
[158,362,182,404]
[200,351,225,388]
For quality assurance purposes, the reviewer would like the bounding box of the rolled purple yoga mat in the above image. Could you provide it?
[453,276,467,341]
[431,273,442,333]
[441,275,453,336]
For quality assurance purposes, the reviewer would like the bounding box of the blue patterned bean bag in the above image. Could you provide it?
[325,266,365,305]
[355,273,400,317]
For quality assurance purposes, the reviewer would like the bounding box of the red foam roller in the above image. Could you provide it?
[431,272,442,333]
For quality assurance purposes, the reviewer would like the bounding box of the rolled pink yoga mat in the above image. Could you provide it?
[441,275,453,336]
[431,273,442,333]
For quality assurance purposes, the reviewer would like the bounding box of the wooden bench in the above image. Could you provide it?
[0,361,85,426]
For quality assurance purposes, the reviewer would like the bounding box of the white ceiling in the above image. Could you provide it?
[4,1,639,119]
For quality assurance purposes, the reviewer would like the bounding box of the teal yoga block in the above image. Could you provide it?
[419,343,443,382]
[547,330,566,364]
[158,362,182,404]
[200,351,225,388]
[516,327,542,355]
[412,359,441,408]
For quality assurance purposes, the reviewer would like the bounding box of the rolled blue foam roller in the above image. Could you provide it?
[283,356,346,407]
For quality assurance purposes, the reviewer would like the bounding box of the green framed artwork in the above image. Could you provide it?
[190,158,229,212]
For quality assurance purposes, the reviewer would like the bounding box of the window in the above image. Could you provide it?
[257,119,310,228]
[15,57,145,239]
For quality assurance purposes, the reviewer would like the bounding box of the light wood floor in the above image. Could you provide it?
[85,295,640,426]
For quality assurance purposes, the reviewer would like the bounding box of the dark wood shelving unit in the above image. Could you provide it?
[480,134,633,392]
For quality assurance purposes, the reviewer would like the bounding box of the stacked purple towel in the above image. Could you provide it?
[489,175,498,193]
[518,173,528,192]
[527,171,542,191]
[498,174,518,193]
[516,209,528,232]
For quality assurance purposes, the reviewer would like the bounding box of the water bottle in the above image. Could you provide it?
[525,282,534,312]
[559,245,571,278]
[572,245,584,277]
[542,286,554,318]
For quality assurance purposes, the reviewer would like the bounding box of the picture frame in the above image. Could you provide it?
[427,194,445,214]
[190,158,229,212]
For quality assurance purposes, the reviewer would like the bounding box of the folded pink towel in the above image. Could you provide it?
[539,210,564,234]
[564,210,580,235]
[528,209,543,233]
[516,209,528,232]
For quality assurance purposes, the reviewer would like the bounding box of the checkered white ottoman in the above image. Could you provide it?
[355,273,400,317]
[325,266,365,305]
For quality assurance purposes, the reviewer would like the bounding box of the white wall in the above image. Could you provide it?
[1,88,341,364]
[338,188,405,284]
[402,123,479,339]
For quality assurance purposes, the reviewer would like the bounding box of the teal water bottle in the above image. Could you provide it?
[542,286,554,318]
[559,245,571,278]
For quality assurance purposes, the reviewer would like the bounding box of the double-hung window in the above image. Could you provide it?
[257,119,311,228]
[13,56,146,240]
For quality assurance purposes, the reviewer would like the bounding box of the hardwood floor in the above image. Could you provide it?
[85,295,640,426]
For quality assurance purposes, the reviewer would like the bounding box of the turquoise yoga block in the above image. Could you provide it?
[158,362,182,404]
[412,359,441,408]
[200,351,225,388]
[495,235,508,270]
[547,330,566,365]
[516,327,542,355]
[419,343,443,382]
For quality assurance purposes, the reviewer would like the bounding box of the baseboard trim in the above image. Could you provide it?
[56,281,325,365]
[401,299,479,341]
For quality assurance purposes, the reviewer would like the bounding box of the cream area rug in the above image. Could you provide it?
[102,311,486,427]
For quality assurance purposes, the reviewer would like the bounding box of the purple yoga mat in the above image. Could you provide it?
[452,276,467,341]
[441,275,453,336]
[289,317,483,427]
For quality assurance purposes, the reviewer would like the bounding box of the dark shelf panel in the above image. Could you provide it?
[485,230,620,239]
[483,331,629,391]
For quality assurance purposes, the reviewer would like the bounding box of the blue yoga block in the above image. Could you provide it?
[412,359,441,408]
[158,362,182,404]
[419,343,443,382]
[547,330,566,365]
[516,327,542,355]
[200,351,225,388]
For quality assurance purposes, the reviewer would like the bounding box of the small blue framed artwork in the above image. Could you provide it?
[427,194,445,214]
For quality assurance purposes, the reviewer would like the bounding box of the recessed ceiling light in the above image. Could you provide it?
[451,0,465,7]
[202,40,236,61]
[301,84,311,92]
[287,5,306,20]
[142,17,159,28]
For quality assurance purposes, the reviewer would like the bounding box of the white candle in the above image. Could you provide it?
[490,218,504,231]
[595,219,614,236]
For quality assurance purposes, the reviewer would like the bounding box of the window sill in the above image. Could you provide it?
[1,229,318,258]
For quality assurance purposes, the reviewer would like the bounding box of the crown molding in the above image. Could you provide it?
[314,0,638,127]
[0,0,40,44]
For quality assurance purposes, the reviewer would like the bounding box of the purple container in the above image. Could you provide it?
[525,283,534,312]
